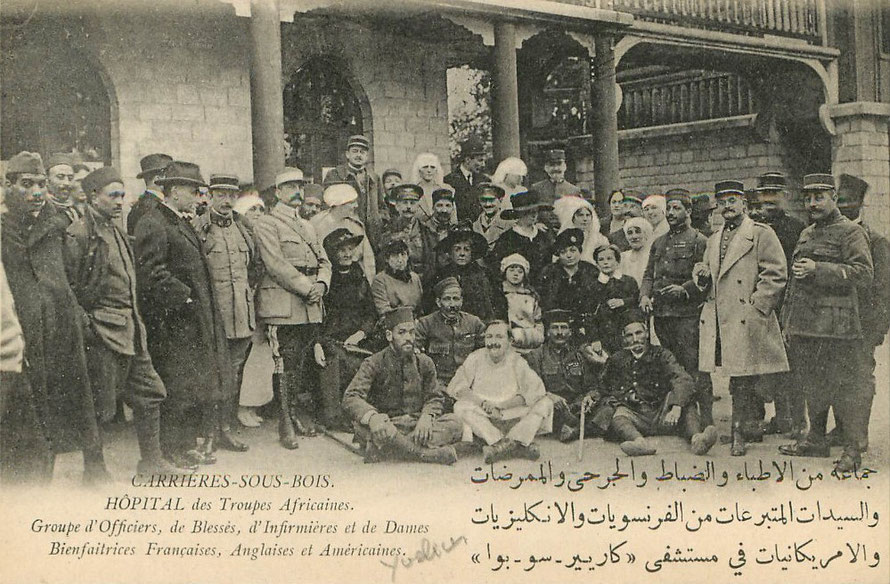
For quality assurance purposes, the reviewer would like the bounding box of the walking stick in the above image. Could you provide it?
[578,401,586,462]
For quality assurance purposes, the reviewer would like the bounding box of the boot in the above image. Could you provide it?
[611,416,656,456]
[390,433,457,465]
[134,407,197,473]
[217,427,249,452]
[690,425,718,455]
[730,422,746,457]
[187,431,217,465]
[277,376,299,450]
[834,447,861,473]
[483,438,518,464]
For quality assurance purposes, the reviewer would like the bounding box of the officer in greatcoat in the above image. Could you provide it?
[127,153,173,236]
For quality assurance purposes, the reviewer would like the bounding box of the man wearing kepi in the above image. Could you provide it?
[593,311,718,456]
[694,180,789,456]
[66,166,188,475]
[640,188,713,425]
[254,167,332,448]
[323,134,384,242]
[135,161,234,468]
[448,320,553,464]
[779,173,873,473]
[194,173,258,454]
[342,306,462,465]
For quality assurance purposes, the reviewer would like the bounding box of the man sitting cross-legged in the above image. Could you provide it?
[447,320,554,464]
[342,307,462,465]
[590,311,718,456]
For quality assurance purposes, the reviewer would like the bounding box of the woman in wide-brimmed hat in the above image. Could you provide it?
[490,190,555,286]
[424,222,497,320]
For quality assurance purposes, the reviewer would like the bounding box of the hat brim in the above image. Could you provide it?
[136,166,168,179]
[208,184,240,192]
[801,184,835,191]
[330,233,365,250]
[437,230,489,258]
[501,203,552,221]
[155,176,207,188]
[715,189,745,197]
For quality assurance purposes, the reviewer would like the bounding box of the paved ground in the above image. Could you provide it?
[50,343,889,487]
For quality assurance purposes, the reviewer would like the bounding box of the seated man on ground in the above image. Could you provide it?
[524,309,611,442]
[342,307,462,465]
[591,312,717,456]
[447,320,554,464]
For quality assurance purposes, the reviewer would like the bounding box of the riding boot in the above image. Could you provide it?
[278,375,299,450]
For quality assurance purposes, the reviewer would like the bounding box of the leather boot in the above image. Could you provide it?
[611,416,656,456]
[730,422,746,456]
[277,376,299,450]
[217,427,249,452]
[187,431,217,465]
[390,433,457,465]
[483,438,518,464]
[134,407,196,473]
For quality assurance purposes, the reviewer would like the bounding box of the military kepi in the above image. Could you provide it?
[208,174,240,191]
[543,309,574,327]
[383,306,414,330]
[802,173,835,191]
[715,180,745,197]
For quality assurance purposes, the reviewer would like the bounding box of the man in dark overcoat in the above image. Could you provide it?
[1,151,100,484]
[443,137,489,222]
[134,161,234,468]
[127,153,173,236]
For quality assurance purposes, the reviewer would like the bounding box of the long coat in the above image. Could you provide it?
[698,216,789,375]
[1,204,99,453]
[126,190,162,235]
[323,164,385,243]
[134,204,233,407]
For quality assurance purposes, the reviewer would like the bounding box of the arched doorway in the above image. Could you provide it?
[283,56,368,182]
[1,16,112,163]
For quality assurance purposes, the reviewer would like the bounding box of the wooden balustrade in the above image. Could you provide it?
[618,71,756,129]
[562,0,824,42]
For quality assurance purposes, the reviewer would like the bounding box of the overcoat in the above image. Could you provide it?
[134,204,233,407]
[1,203,99,453]
[698,216,789,375]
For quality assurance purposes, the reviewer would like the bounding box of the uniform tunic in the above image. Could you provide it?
[415,311,486,384]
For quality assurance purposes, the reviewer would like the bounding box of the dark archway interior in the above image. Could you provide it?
[1,16,112,163]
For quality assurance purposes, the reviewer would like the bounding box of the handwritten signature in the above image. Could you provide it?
[379,535,467,582]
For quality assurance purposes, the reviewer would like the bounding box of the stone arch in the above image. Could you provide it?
[282,53,373,181]
[1,15,117,165]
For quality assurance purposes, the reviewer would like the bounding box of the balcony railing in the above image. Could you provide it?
[618,71,756,129]
[561,0,825,43]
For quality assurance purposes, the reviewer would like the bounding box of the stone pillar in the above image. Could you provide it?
[492,21,521,162]
[590,32,620,210]
[827,102,890,235]
[249,0,285,190]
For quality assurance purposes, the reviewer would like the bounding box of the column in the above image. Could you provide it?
[249,0,285,191]
[828,102,890,235]
[590,32,620,210]
[492,21,521,162]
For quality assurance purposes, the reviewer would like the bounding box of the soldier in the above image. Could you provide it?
[1,152,100,484]
[448,320,554,464]
[444,136,489,222]
[472,183,513,247]
[254,168,332,448]
[747,172,807,436]
[640,188,713,425]
[45,152,80,224]
[529,149,578,232]
[71,162,91,216]
[415,277,486,387]
[421,188,457,245]
[322,134,384,243]
[524,309,610,442]
[490,190,555,286]
[378,183,437,280]
[694,180,789,456]
[779,174,874,473]
[310,183,375,282]
[593,312,718,456]
[135,161,235,468]
[193,173,259,454]
[342,307,462,465]
[127,153,173,235]
[831,174,890,451]
[66,166,189,475]
[299,183,324,222]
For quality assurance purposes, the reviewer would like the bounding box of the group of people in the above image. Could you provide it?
[1,132,887,484]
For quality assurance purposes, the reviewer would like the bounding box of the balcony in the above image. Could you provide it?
[559,0,825,43]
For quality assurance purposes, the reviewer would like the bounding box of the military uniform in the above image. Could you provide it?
[415,310,485,385]
[641,223,712,423]
[323,164,384,244]
[781,207,873,460]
